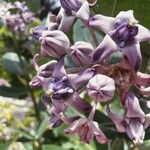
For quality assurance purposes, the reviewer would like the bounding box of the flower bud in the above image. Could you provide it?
[39,30,70,58]
[87,74,115,102]
[70,41,94,66]
[30,26,48,40]
[60,0,82,16]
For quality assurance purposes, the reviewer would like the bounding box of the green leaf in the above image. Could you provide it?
[109,51,124,65]
[93,0,150,28]
[22,143,33,150]
[94,140,109,150]
[109,96,124,115]
[144,127,150,140]
[14,128,34,140]
[65,106,83,117]
[1,52,27,75]
[73,19,103,47]
[42,145,66,150]
[26,0,41,13]
[0,137,17,150]
[0,86,28,98]
[64,55,77,68]
[111,139,125,150]
[0,140,13,150]
[94,110,112,124]
[35,113,48,139]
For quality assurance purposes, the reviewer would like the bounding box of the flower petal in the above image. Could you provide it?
[76,1,90,21]
[125,118,145,144]
[49,113,63,128]
[59,113,80,124]
[145,114,150,128]
[135,72,150,86]
[64,118,87,134]
[71,68,95,90]
[68,92,92,113]
[52,59,66,79]
[89,121,109,144]
[138,86,150,96]
[106,106,125,132]
[92,35,118,63]
[115,10,137,23]
[125,93,145,119]
[29,75,43,88]
[122,42,141,71]
[135,24,150,42]
[89,15,115,33]
[58,12,75,33]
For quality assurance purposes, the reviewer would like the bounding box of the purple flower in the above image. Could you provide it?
[89,10,150,42]
[28,5,150,145]
[106,93,150,144]
[30,26,48,40]
[90,10,150,71]
[29,54,57,88]
[2,1,35,32]
[39,59,94,106]
[87,74,115,102]
[65,117,109,144]
[30,14,60,40]
[41,59,73,100]
[64,102,109,144]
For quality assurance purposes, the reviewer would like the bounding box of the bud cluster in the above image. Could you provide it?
[30,0,150,144]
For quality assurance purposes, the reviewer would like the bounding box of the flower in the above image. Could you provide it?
[29,54,57,88]
[65,117,109,144]
[106,93,150,144]
[38,59,95,100]
[64,101,109,144]
[90,10,150,71]
[30,26,48,40]
[1,1,35,32]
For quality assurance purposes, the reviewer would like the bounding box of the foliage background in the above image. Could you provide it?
[0,0,150,150]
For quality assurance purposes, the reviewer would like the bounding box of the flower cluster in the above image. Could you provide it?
[0,1,35,32]
[30,0,150,144]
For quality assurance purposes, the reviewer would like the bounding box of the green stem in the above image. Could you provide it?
[12,33,40,121]
[89,27,99,47]
[18,76,40,121]
[30,88,40,121]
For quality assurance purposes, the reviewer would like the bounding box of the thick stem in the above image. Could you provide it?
[30,88,40,121]
[89,27,99,47]
[18,76,40,121]
[88,102,97,120]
